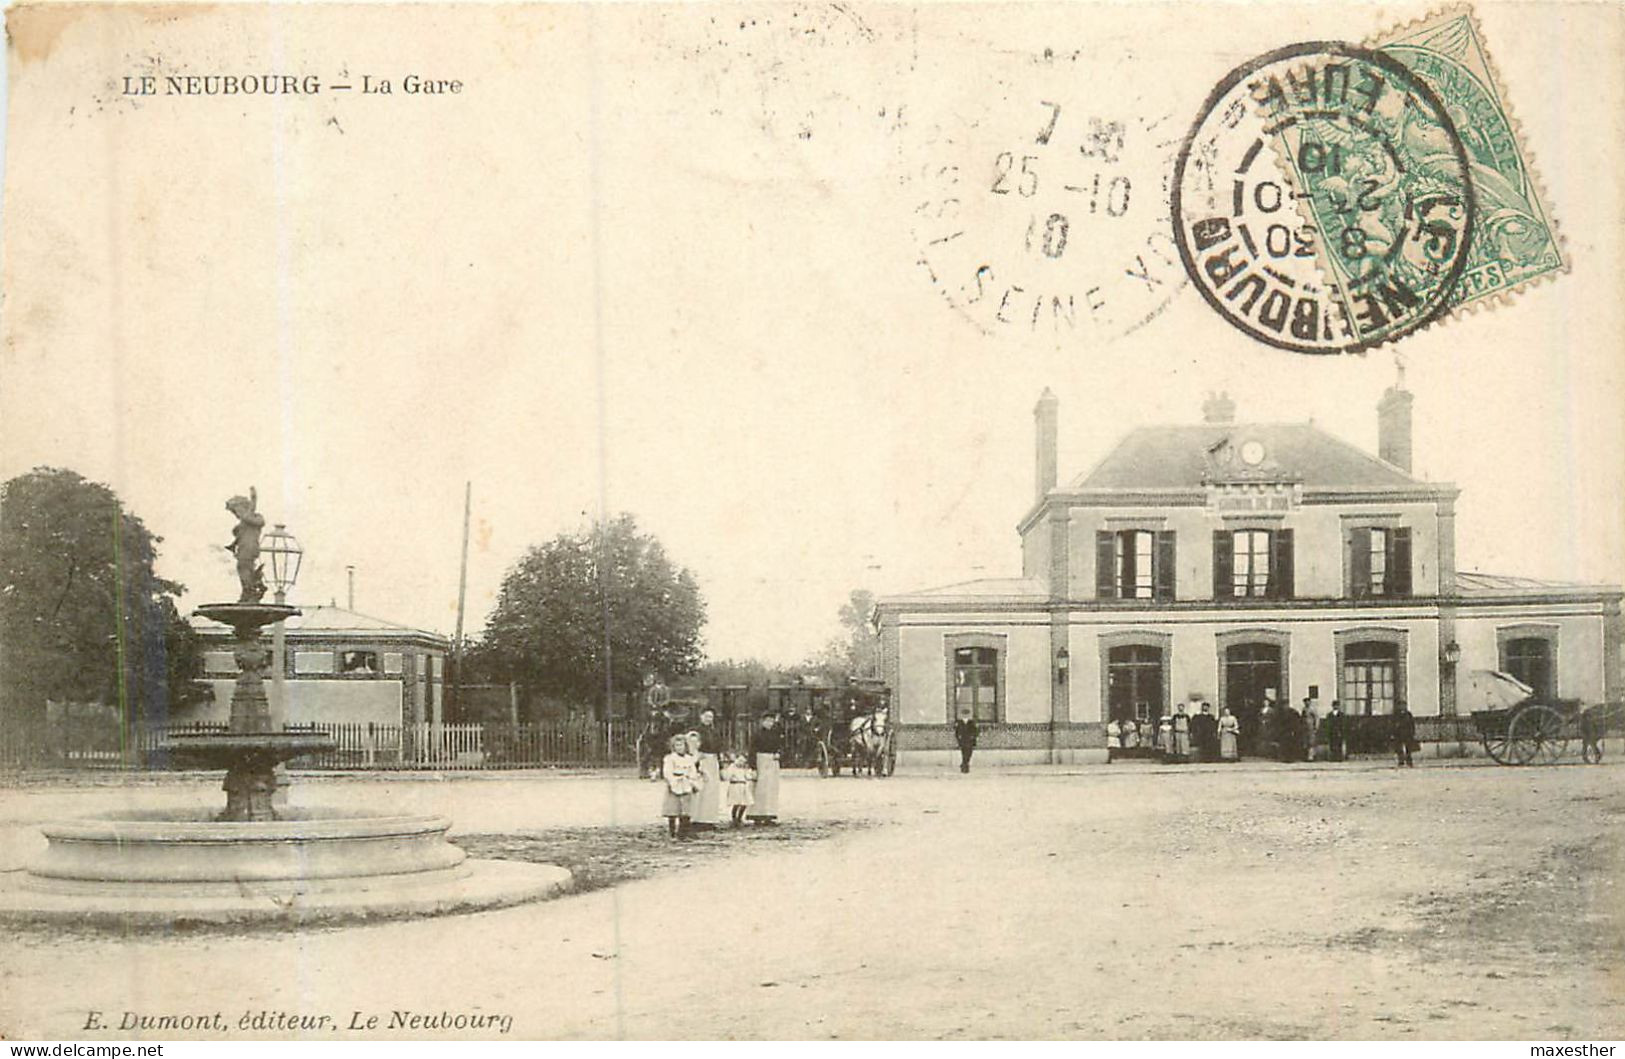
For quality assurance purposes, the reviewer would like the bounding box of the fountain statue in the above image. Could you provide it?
[164,487,334,821]
[0,490,570,927]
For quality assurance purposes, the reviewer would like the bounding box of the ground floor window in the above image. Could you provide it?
[1107,644,1165,726]
[1341,641,1399,716]
[951,645,1000,723]
[1502,636,1554,702]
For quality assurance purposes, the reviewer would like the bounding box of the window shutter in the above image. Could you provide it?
[1155,531,1177,601]
[1212,530,1233,599]
[1273,528,1295,600]
[1391,527,1412,597]
[1096,531,1115,599]
[1349,527,1371,598]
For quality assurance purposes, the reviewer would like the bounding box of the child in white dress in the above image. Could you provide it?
[659,733,702,838]
[722,752,755,828]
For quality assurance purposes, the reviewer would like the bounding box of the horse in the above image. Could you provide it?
[847,705,891,777]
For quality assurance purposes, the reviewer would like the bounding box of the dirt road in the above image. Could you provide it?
[0,760,1619,1039]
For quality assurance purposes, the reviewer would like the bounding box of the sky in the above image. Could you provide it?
[2,3,1621,666]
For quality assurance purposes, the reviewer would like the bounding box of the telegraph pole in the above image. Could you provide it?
[452,481,472,720]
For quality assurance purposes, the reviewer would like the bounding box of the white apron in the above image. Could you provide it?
[750,753,780,818]
[694,752,722,823]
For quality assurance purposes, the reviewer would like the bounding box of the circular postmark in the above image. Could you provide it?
[906,56,1190,345]
[1171,41,1475,354]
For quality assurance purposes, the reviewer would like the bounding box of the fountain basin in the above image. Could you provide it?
[29,811,466,887]
[0,809,572,927]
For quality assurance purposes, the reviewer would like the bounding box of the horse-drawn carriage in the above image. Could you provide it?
[768,678,895,777]
[1463,669,1619,766]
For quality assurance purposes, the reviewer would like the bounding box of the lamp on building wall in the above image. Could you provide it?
[1443,640,1462,668]
[1056,647,1070,685]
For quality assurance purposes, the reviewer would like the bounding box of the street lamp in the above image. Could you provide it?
[264,524,304,605]
[1055,647,1070,685]
[261,525,303,726]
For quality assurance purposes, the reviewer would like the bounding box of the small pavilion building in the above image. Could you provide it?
[182,604,450,728]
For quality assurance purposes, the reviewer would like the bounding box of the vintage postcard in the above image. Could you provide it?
[1,0,1621,1043]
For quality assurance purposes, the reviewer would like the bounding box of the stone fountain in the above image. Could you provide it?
[0,490,569,928]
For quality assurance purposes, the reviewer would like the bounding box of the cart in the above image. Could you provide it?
[1468,675,1620,766]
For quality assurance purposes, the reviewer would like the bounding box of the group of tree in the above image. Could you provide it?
[467,518,881,723]
[0,468,204,758]
[466,513,706,720]
[0,470,877,751]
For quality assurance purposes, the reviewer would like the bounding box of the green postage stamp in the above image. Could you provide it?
[1258,6,1566,348]
[1373,6,1566,308]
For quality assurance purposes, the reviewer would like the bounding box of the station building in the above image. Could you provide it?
[876,384,1623,765]
[181,604,450,728]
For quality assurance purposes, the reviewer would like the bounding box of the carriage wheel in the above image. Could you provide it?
[1508,705,1568,766]
[881,737,897,777]
[1481,730,1513,766]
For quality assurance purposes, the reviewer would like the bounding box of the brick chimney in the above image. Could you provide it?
[1378,376,1414,473]
[1035,388,1058,502]
[1202,391,1236,424]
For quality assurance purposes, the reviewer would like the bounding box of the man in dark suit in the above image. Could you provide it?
[1392,701,1418,768]
[1190,701,1219,762]
[1326,700,1347,762]
[953,707,980,773]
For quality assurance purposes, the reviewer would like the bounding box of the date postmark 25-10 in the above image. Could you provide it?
[908,59,1188,346]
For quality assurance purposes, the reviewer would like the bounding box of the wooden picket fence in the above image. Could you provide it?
[8,721,641,771]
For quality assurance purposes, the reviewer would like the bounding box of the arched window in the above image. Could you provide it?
[1342,641,1400,716]
[1107,644,1165,725]
[1503,637,1554,702]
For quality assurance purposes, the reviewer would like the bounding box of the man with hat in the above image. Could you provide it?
[953,705,980,773]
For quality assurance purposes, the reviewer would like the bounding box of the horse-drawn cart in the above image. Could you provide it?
[1464,670,1619,766]
[811,680,895,777]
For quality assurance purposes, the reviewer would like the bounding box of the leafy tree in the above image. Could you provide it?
[475,514,705,718]
[806,588,881,681]
[0,468,204,758]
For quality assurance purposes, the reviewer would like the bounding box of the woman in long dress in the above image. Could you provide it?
[1172,705,1191,760]
[692,710,725,828]
[1218,707,1241,762]
[747,714,783,825]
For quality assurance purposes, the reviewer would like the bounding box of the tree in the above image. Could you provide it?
[475,514,705,718]
[0,468,204,759]
[806,588,881,682]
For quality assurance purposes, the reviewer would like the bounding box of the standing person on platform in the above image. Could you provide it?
[747,714,783,825]
[1392,701,1418,768]
[692,707,725,830]
[1218,706,1241,761]
[1172,703,1192,761]
[1191,701,1219,762]
[1258,697,1278,761]
[1326,700,1348,762]
[1277,702,1302,763]
[1302,698,1320,763]
[954,705,980,773]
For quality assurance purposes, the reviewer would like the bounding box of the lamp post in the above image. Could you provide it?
[262,524,304,725]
